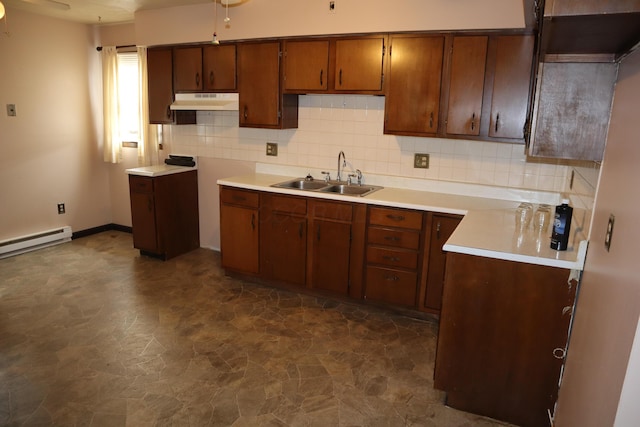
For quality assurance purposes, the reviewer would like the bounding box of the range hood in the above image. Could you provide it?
[170,93,239,111]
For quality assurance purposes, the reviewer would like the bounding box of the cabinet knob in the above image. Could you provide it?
[436,221,441,239]
[553,348,566,360]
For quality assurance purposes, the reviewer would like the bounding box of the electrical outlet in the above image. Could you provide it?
[266,142,278,156]
[6,104,16,117]
[328,1,336,13]
[414,153,429,169]
[604,214,615,252]
[57,203,65,214]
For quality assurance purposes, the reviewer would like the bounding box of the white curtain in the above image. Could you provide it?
[137,46,159,166]
[102,46,122,163]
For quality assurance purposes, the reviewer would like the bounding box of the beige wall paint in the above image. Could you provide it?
[0,7,111,241]
[554,48,640,426]
[135,0,525,46]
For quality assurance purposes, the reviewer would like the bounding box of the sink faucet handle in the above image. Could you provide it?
[321,171,331,182]
[347,173,357,185]
[305,173,314,181]
[355,169,363,185]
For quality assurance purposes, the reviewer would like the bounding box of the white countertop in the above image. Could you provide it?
[126,164,197,177]
[217,173,588,271]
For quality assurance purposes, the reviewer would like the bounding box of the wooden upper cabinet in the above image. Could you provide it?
[237,41,298,129]
[445,36,488,136]
[334,36,386,92]
[173,47,203,92]
[202,44,237,91]
[147,48,174,124]
[545,0,640,15]
[283,40,330,92]
[385,35,444,136]
[487,35,535,140]
[529,61,617,161]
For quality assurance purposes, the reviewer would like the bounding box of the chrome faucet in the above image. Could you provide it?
[337,151,346,182]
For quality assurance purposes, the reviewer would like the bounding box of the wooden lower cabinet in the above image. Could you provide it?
[434,252,578,427]
[129,170,200,260]
[220,187,260,274]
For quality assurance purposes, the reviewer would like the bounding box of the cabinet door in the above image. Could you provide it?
[423,215,461,312]
[173,47,203,92]
[445,36,488,136]
[220,204,259,274]
[130,191,158,252]
[310,219,351,295]
[147,48,174,124]
[487,35,534,140]
[264,212,307,286]
[237,41,281,127]
[203,44,237,91]
[529,61,617,161]
[334,37,386,92]
[385,35,444,135]
[283,40,329,91]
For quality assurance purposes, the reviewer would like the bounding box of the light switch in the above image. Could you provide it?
[7,104,16,117]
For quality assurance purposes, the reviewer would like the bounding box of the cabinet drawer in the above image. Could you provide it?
[369,207,423,230]
[268,194,307,215]
[220,187,260,208]
[366,246,418,270]
[368,227,421,250]
[365,266,418,307]
[310,200,353,221]
[129,176,154,193]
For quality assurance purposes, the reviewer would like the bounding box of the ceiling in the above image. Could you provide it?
[2,0,218,24]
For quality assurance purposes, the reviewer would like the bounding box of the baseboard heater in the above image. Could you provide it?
[0,226,72,259]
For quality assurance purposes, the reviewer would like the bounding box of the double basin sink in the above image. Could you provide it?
[271,178,383,197]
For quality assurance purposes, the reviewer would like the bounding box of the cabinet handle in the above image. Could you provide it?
[339,69,343,86]
[471,113,476,131]
[495,113,500,133]
[317,224,321,241]
[147,197,153,212]
[166,105,171,119]
[232,195,246,202]
[320,69,323,86]
[436,221,441,240]
[384,236,401,242]
[195,72,200,87]
[209,71,214,86]
[299,223,303,239]
[243,106,248,120]
[429,112,434,129]
[386,214,405,222]
[251,213,255,230]
[384,274,399,282]
[383,255,400,262]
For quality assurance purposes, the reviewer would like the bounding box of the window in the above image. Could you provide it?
[116,52,140,145]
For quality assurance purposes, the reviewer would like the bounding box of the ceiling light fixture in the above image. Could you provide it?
[0,2,5,20]
[211,0,219,44]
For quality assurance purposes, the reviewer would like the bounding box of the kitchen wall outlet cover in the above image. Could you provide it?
[6,104,16,117]
[57,203,65,214]
[414,153,429,169]
[266,142,278,156]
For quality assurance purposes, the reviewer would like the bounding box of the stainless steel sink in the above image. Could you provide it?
[318,184,383,197]
[271,178,383,197]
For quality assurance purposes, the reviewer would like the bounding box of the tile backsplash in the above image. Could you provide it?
[165,94,587,194]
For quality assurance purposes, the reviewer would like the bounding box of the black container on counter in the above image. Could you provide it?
[550,199,573,251]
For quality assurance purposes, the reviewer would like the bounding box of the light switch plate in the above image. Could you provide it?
[7,104,16,117]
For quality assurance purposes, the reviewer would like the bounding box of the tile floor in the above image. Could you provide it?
[0,231,514,426]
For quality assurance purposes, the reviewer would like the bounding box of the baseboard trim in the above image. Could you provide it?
[72,224,132,239]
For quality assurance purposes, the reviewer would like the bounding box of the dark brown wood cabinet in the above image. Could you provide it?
[202,44,237,91]
[129,171,200,260]
[237,41,298,129]
[444,36,488,137]
[421,214,461,313]
[147,48,174,124]
[220,187,260,275]
[283,40,330,92]
[434,252,578,427]
[529,61,617,161]
[173,47,203,92]
[365,206,425,308]
[261,193,307,286]
[384,35,445,136]
[334,36,386,93]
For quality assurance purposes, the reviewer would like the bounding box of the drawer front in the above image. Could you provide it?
[268,194,307,215]
[129,176,154,193]
[220,187,260,208]
[365,266,418,307]
[368,227,421,250]
[366,246,418,270]
[369,207,423,230]
[310,200,353,221]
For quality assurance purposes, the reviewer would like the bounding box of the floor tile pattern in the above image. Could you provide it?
[0,231,513,426]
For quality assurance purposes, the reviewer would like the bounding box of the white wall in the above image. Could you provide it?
[554,47,640,427]
[0,7,111,241]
